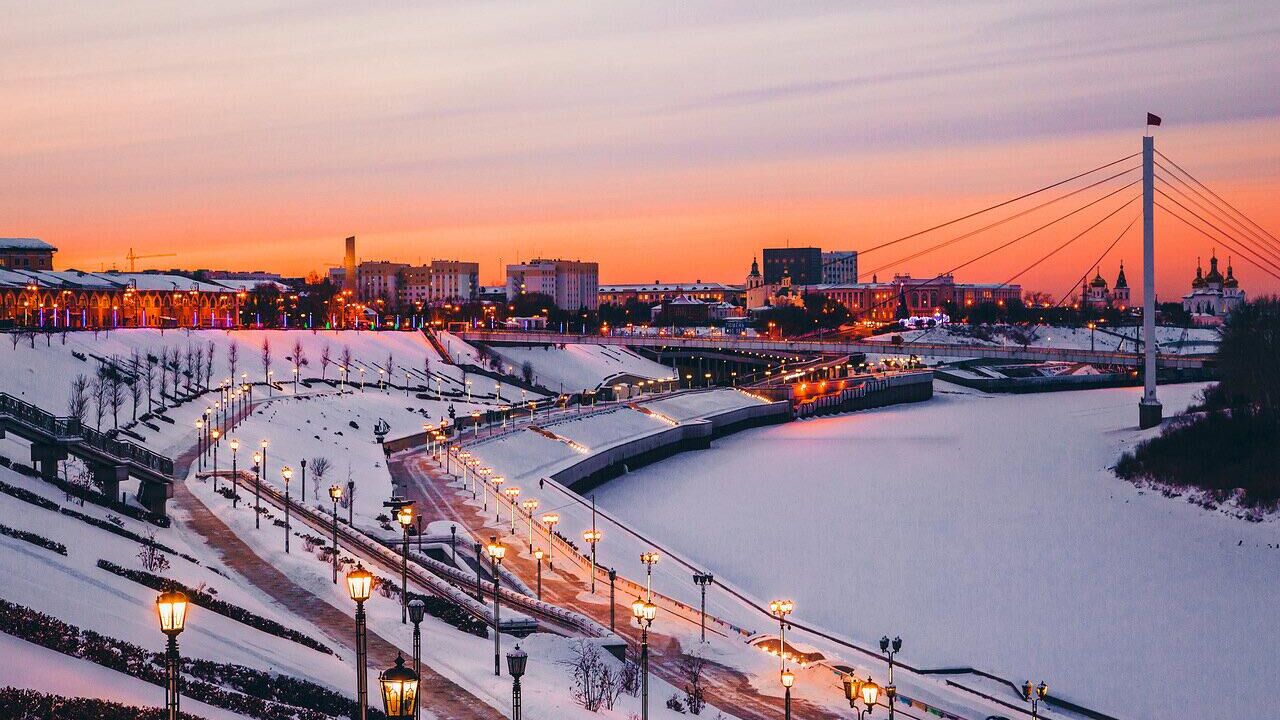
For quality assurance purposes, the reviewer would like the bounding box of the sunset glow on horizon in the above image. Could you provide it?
[2,2,1278,300]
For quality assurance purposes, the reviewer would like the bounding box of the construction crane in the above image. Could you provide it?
[126,247,176,272]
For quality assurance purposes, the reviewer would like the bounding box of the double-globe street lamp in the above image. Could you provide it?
[880,635,903,718]
[582,528,602,592]
[631,596,658,720]
[486,536,507,676]
[156,590,189,720]
[281,465,293,553]
[1023,680,1049,719]
[769,599,795,672]
[346,564,374,720]
[842,675,881,719]
[328,484,343,583]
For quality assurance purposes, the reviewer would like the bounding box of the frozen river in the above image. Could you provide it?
[593,382,1279,719]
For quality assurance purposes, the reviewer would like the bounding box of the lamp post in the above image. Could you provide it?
[195,419,204,470]
[608,568,617,631]
[378,653,420,719]
[532,548,543,599]
[842,675,880,719]
[693,572,713,643]
[301,458,307,503]
[156,590,189,720]
[507,645,528,720]
[631,597,658,720]
[540,513,559,569]
[280,465,293,553]
[210,428,220,491]
[521,498,539,552]
[640,551,660,601]
[1022,680,1048,720]
[486,536,507,676]
[397,504,415,623]
[769,599,794,672]
[252,452,261,529]
[228,438,239,507]
[347,564,373,720]
[880,636,902,718]
[328,484,343,583]
[259,439,269,493]
[781,669,795,720]
[503,485,520,531]
[407,599,426,720]
[583,528,602,593]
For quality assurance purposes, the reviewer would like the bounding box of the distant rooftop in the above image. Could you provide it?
[0,237,56,251]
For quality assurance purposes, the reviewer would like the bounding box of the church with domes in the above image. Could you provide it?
[1083,263,1131,310]
[1182,252,1244,323]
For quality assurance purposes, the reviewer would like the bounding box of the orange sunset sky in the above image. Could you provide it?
[2,2,1278,302]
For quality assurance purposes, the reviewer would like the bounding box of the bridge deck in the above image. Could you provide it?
[458,330,1211,369]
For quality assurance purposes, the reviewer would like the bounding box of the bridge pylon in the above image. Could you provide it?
[1139,130,1163,428]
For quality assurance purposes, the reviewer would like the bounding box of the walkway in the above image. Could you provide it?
[394,452,844,720]
[171,400,506,720]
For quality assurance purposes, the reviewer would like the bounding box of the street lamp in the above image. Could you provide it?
[210,428,220,491]
[378,653,420,719]
[532,548,544,599]
[407,599,426,720]
[228,438,240,507]
[640,551,660,601]
[328,484,343,583]
[540,513,559,569]
[769,599,795,672]
[280,465,293,553]
[252,451,262,529]
[503,485,520,530]
[520,498,539,551]
[347,564,373,720]
[397,504,415,623]
[583,528,602,593]
[631,597,658,720]
[507,645,528,720]
[194,419,204,470]
[880,635,903,718]
[692,572,713,643]
[843,675,880,719]
[156,590,189,720]
[486,536,507,676]
[781,669,795,720]
[1022,680,1048,719]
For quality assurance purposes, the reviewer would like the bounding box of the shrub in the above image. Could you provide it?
[0,477,62,511]
[59,507,197,564]
[0,522,67,555]
[95,560,332,655]
[0,687,202,719]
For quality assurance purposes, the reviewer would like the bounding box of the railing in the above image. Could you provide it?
[0,392,174,478]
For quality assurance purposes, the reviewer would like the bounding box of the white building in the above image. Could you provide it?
[821,250,858,285]
[1182,253,1244,323]
[428,260,479,303]
[506,258,599,310]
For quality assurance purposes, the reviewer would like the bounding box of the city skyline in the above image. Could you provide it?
[2,2,1277,298]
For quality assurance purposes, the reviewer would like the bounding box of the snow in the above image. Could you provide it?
[591,382,1279,720]
[481,343,675,393]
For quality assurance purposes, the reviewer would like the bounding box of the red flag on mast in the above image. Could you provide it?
[1146,113,1162,127]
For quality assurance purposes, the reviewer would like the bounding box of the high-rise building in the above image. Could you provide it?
[821,250,858,284]
[343,236,357,292]
[355,261,408,304]
[762,247,822,285]
[429,260,480,302]
[506,258,599,310]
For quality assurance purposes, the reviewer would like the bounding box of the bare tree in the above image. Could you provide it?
[144,353,158,413]
[107,359,126,431]
[261,337,272,384]
[128,350,143,421]
[292,338,306,384]
[521,361,534,385]
[310,456,331,501]
[184,344,196,394]
[205,339,215,388]
[67,374,91,425]
[340,346,353,387]
[563,640,621,711]
[169,347,182,398]
[320,344,332,381]
[193,344,205,392]
[677,650,708,715]
[422,355,431,387]
[227,342,240,384]
[137,530,171,573]
[92,373,108,432]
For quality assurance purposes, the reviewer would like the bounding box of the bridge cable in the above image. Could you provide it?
[847,179,1141,321]
[857,153,1141,257]
[1155,150,1280,248]
[860,164,1141,279]
[1153,188,1280,276]
[1050,213,1140,312]
[1155,201,1280,282]
[1153,168,1280,264]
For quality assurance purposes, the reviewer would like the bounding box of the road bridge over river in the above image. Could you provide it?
[457,330,1213,370]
